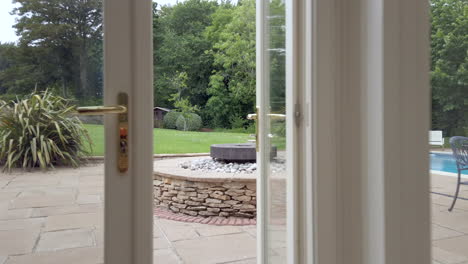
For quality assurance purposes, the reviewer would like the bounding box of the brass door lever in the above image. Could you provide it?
[247,113,286,121]
[76,93,129,173]
[247,110,286,152]
[76,105,127,115]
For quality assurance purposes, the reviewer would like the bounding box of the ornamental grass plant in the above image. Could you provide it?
[0,91,91,171]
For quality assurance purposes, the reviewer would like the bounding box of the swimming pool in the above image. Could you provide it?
[430,152,467,175]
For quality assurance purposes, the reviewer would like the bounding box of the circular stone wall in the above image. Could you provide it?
[154,157,257,218]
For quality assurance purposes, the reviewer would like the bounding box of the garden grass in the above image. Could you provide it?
[83,124,252,156]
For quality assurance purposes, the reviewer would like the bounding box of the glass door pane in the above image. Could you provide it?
[0,0,104,263]
[258,0,288,263]
[268,0,287,262]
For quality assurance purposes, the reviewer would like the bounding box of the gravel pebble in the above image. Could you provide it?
[179,158,285,174]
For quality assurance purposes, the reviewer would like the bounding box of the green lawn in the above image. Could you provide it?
[83,124,252,156]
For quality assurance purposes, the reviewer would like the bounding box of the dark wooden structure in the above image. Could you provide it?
[153,107,171,128]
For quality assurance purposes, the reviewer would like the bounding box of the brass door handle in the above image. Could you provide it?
[247,113,257,120]
[247,113,286,121]
[247,110,286,152]
[247,108,259,151]
[76,105,127,115]
[76,93,129,173]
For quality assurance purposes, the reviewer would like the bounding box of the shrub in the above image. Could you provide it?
[176,113,202,131]
[245,122,256,134]
[271,120,286,137]
[230,115,247,129]
[0,91,91,171]
[163,111,181,129]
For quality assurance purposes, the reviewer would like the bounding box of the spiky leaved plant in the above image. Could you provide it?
[0,91,91,171]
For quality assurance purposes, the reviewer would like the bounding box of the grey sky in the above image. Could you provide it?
[0,0,237,43]
[156,0,185,6]
[0,1,19,43]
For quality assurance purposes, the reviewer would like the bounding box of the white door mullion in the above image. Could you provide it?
[286,0,300,263]
[104,0,133,262]
[131,0,154,263]
[334,0,431,263]
[256,0,269,262]
[104,0,153,263]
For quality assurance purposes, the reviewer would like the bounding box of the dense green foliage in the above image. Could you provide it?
[205,0,257,127]
[431,0,468,136]
[153,1,217,115]
[0,91,91,171]
[176,113,202,131]
[0,0,466,135]
[83,124,251,155]
[166,71,203,130]
[152,0,258,128]
[163,111,182,129]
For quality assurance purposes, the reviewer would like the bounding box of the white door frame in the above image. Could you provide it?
[256,0,319,262]
[305,0,431,263]
[256,0,348,262]
[269,0,431,263]
[294,0,343,262]
[104,0,153,263]
[255,0,267,260]
[256,0,300,262]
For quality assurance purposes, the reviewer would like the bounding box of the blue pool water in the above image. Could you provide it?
[430,152,465,175]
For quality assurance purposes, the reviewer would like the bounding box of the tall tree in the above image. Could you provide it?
[205,0,256,127]
[430,0,468,136]
[0,42,56,97]
[0,43,18,96]
[12,0,103,101]
[153,0,218,111]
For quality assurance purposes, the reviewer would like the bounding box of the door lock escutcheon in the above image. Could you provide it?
[76,93,129,173]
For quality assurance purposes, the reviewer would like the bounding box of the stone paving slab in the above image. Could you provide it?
[4,247,103,264]
[0,208,32,221]
[173,233,256,264]
[44,212,102,232]
[10,193,76,209]
[31,204,102,217]
[0,229,40,256]
[153,249,182,264]
[0,218,44,231]
[36,228,95,252]
[432,224,465,241]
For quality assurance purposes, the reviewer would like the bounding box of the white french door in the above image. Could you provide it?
[256,0,304,263]
[105,0,431,263]
[102,0,153,263]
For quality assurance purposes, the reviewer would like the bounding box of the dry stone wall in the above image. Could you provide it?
[154,175,257,218]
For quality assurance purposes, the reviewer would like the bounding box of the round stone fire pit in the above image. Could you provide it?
[153,156,286,219]
[154,157,257,218]
[210,143,277,162]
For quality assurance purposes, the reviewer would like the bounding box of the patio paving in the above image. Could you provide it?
[0,163,257,264]
[0,162,466,263]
